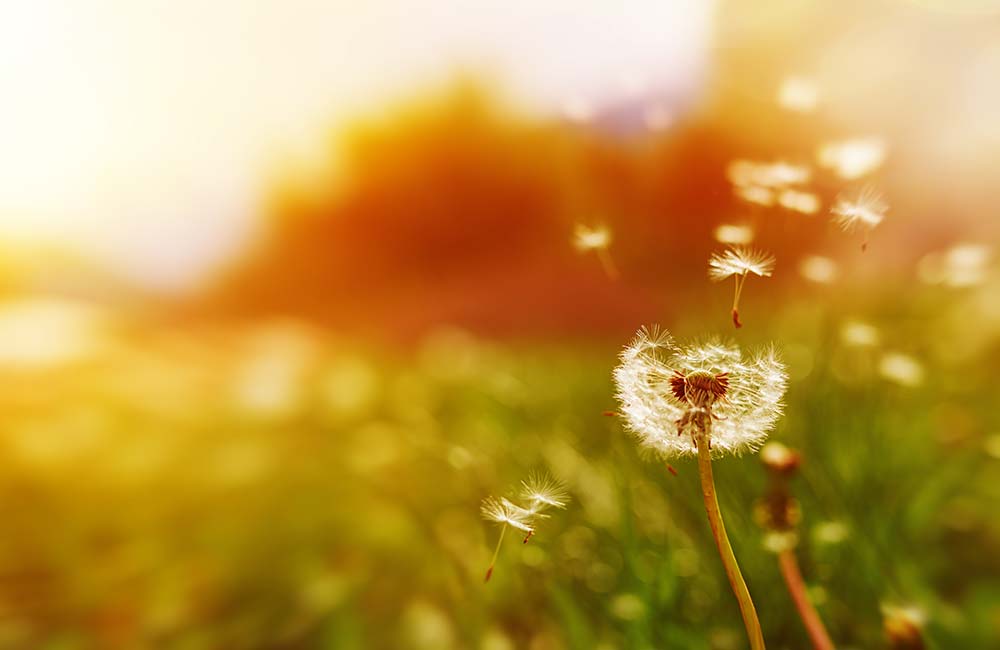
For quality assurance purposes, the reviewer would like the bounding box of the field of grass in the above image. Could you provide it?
[0,283,995,649]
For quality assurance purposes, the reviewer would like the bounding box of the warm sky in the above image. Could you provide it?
[0,1,712,291]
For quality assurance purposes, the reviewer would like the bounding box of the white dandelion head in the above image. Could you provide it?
[520,472,569,511]
[832,187,887,232]
[573,223,612,252]
[709,247,777,281]
[480,496,536,533]
[613,327,788,458]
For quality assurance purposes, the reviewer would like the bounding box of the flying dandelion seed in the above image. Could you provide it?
[481,475,570,581]
[613,326,786,650]
[778,189,820,215]
[777,77,820,112]
[520,472,569,511]
[573,223,618,279]
[709,247,776,328]
[817,137,886,179]
[831,187,887,251]
[714,224,755,245]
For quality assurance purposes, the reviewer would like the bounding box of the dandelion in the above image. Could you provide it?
[613,326,787,650]
[709,247,776,328]
[756,444,837,650]
[831,187,887,251]
[481,473,570,582]
[817,137,886,180]
[573,223,618,279]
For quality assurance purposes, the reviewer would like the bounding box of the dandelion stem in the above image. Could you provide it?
[695,431,766,650]
[484,525,507,583]
[778,548,836,650]
[596,247,619,280]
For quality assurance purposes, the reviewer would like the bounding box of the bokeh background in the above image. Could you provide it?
[1,1,999,648]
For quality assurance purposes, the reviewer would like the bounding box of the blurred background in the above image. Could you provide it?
[1,1,999,648]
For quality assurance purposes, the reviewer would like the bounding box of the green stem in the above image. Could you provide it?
[695,433,766,650]
[778,548,836,650]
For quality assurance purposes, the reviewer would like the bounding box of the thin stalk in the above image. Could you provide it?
[778,548,836,650]
[484,525,507,583]
[731,273,747,328]
[695,432,765,650]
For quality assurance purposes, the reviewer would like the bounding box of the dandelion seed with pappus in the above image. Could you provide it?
[573,223,618,279]
[480,473,569,582]
[709,247,776,328]
[831,187,887,251]
[614,326,787,650]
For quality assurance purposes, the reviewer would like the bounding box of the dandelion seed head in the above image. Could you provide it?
[520,472,569,511]
[613,328,788,458]
[832,187,887,232]
[709,247,776,281]
[573,223,612,252]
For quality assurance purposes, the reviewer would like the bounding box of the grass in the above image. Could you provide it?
[0,288,995,649]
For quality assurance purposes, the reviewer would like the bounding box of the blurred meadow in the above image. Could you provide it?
[1,1,999,649]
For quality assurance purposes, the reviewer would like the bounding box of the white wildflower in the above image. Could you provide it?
[613,327,787,458]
